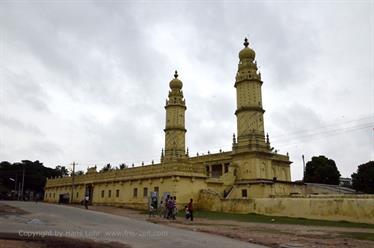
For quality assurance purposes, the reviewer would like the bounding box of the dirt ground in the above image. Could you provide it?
[0,204,130,248]
[0,237,129,248]
[75,205,374,248]
[0,204,29,216]
[2,203,373,248]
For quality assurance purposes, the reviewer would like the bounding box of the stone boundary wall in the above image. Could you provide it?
[198,190,374,224]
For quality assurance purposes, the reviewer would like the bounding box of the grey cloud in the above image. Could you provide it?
[0,2,168,106]
[1,69,50,113]
[28,140,63,157]
[0,115,44,136]
[0,1,371,180]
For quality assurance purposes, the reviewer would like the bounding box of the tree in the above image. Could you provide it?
[100,163,112,172]
[73,170,84,176]
[55,165,69,177]
[0,160,66,199]
[119,163,127,169]
[304,155,341,185]
[351,161,374,194]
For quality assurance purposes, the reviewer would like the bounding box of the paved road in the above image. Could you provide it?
[0,201,267,248]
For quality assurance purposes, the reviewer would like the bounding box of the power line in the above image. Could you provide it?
[273,122,373,143]
[275,124,372,148]
[270,114,373,139]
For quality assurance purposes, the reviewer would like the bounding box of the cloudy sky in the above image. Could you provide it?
[0,1,373,180]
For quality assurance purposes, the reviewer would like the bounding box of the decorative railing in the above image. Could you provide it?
[45,162,206,188]
[189,151,232,163]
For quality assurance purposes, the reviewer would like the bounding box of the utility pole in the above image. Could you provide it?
[18,182,21,200]
[302,154,306,182]
[15,174,18,196]
[71,161,75,204]
[21,165,25,200]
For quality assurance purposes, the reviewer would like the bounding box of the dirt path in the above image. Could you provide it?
[1,202,262,248]
[74,205,374,248]
[0,204,129,248]
[0,233,129,248]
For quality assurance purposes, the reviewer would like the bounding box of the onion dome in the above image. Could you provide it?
[239,38,255,61]
[169,70,183,90]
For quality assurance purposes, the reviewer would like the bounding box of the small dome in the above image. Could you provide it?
[169,70,183,90]
[239,38,255,61]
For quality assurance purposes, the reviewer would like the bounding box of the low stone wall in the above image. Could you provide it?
[197,190,374,224]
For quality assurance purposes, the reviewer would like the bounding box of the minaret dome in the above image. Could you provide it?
[239,37,256,61]
[169,70,183,90]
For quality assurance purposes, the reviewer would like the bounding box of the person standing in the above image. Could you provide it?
[84,195,89,210]
[158,200,164,217]
[164,195,170,218]
[172,196,177,220]
[187,199,193,221]
[167,195,174,219]
[149,196,157,217]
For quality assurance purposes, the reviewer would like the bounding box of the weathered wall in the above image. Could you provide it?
[228,182,306,199]
[44,175,208,210]
[198,190,374,224]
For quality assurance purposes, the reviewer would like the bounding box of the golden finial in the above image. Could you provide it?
[243,37,249,47]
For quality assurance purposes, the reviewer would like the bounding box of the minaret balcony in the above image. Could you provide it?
[164,127,187,132]
[164,103,186,109]
[235,75,262,86]
[235,106,265,115]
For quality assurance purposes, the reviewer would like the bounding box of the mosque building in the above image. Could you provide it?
[44,39,300,208]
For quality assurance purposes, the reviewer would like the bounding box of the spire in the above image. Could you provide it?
[239,37,255,61]
[169,70,183,90]
[243,37,249,47]
[161,148,164,162]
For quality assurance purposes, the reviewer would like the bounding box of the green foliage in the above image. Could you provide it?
[304,155,341,185]
[55,165,69,177]
[351,161,374,194]
[0,160,63,196]
[100,163,112,172]
[174,210,374,228]
[73,170,84,176]
[340,231,374,241]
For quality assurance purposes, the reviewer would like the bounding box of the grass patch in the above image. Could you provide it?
[175,210,374,229]
[339,232,374,241]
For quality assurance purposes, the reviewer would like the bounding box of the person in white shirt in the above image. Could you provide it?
[84,196,89,209]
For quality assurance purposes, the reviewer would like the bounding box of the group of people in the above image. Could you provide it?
[160,195,177,220]
[155,195,193,221]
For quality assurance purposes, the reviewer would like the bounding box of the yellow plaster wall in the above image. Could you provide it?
[173,177,208,206]
[198,190,374,224]
[233,154,290,181]
[45,175,203,209]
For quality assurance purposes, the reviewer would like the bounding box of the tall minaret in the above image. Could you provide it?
[162,71,187,162]
[233,38,269,153]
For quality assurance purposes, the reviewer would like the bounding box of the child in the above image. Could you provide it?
[149,205,155,217]
[158,200,164,217]
[184,205,190,220]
